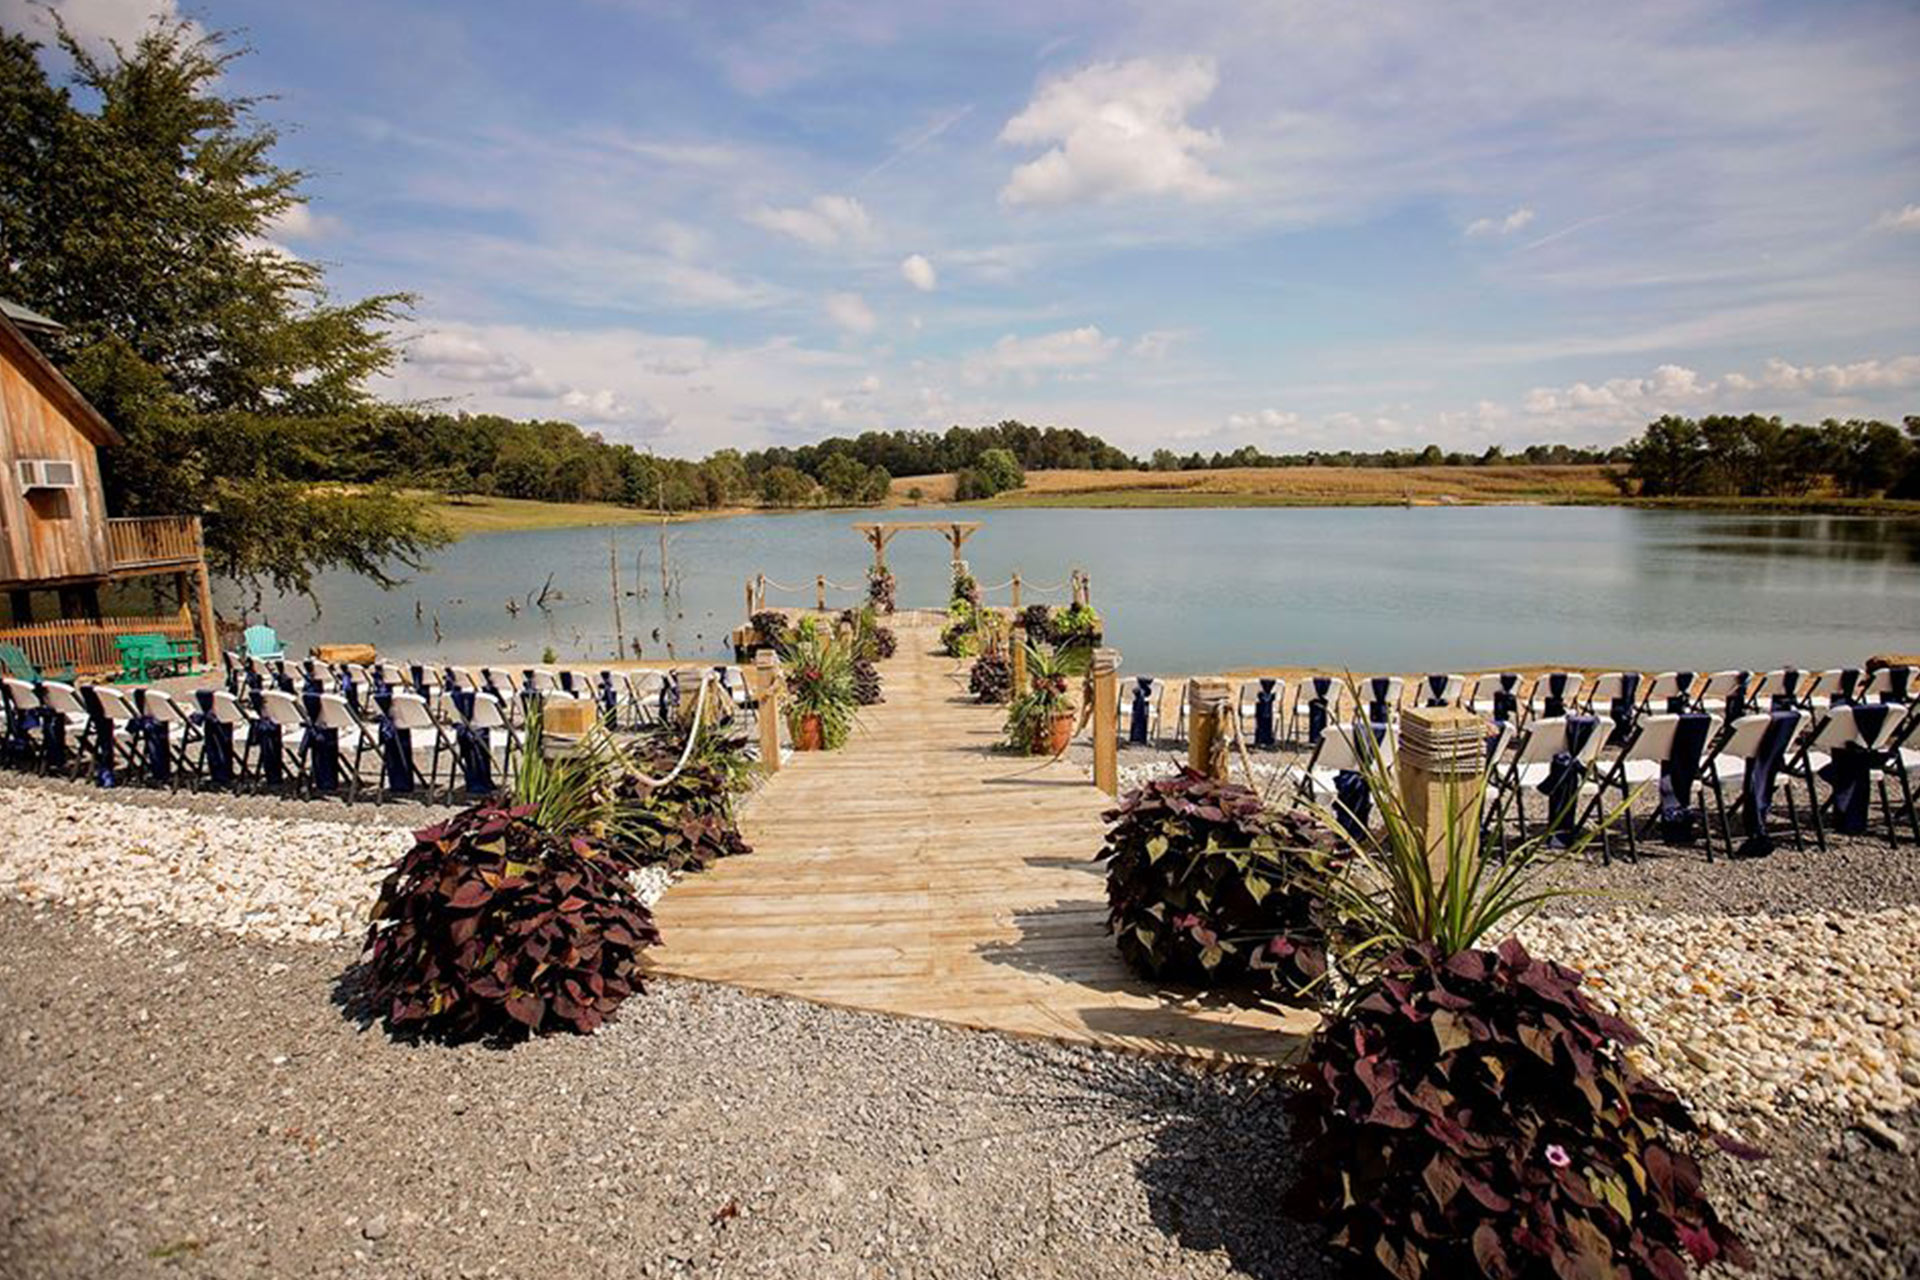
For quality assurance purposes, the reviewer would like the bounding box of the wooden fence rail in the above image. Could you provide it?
[0,611,202,676]
[106,515,203,571]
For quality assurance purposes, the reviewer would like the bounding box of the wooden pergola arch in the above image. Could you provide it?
[852,521,982,570]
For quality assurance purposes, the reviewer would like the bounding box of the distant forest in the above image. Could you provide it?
[329,411,1636,514]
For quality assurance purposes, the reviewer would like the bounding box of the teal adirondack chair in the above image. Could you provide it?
[0,641,75,683]
[242,624,284,660]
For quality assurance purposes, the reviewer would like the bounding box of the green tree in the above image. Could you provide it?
[0,21,442,595]
[759,465,816,507]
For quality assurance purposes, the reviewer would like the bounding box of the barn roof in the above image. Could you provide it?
[0,298,64,337]
[0,305,125,449]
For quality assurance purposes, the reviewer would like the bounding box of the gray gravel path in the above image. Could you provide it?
[3,903,1914,1278]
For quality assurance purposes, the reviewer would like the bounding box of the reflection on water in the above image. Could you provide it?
[249,507,1920,674]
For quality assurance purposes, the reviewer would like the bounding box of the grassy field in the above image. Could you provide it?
[890,464,1620,507]
[420,493,744,536]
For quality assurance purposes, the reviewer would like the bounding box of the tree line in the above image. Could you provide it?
[1617,415,1920,500]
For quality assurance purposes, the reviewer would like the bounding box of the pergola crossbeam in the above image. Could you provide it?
[851,521,984,569]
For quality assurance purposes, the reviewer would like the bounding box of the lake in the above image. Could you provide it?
[254,506,1920,675]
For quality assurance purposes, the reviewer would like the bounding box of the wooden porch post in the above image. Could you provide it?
[1092,647,1120,796]
[754,648,782,773]
[1010,618,1028,695]
[193,564,217,665]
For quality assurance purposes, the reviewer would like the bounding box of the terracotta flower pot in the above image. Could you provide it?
[794,712,824,751]
[1034,710,1076,756]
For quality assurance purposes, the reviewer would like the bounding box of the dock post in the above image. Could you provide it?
[1187,677,1232,781]
[816,574,826,612]
[1092,647,1120,796]
[1397,706,1489,889]
[754,649,782,773]
[1011,572,1022,611]
[1010,618,1028,695]
[744,579,755,622]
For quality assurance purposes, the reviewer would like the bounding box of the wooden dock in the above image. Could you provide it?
[648,618,1317,1064]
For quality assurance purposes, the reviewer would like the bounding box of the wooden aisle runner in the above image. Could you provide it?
[648,620,1317,1064]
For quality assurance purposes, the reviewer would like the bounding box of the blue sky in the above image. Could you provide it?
[8,0,1920,457]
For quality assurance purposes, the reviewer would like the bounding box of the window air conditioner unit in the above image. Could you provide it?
[17,458,79,492]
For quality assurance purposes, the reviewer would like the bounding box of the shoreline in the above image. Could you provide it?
[426,488,1920,539]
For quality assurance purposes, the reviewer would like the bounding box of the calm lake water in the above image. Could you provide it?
[255,507,1920,675]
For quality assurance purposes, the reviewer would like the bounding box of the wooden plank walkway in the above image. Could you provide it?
[648,619,1317,1064]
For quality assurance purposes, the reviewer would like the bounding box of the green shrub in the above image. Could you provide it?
[1052,602,1101,645]
[610,724,754,873]
[784,625,857,748]
[1097,768,1334,995]
[1289,939,1757,1280]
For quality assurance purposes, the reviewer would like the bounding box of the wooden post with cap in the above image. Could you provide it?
[753,649,782,773]
[1010,618,1028,696]
[1397,706,1489,888]
[1187,677,1232,781]
[1092,647,1120,795]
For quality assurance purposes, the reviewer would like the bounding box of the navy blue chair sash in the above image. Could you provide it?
[1656,712,1713,842]
[192,690,235,786]
[1538,714,1600,846]
[378,717,414,794]
[1128,678,1152,745]
[600,673,621,724]
[250,720,284,787]
[1424,674,1449,707]
[1491,674,1519,725]
[1882,667,1911,704]
[1739,710,1801,855]
[1832,668,1862,708]
[1253,679,1277,749]
[455,721,494,795]
[1607,673,1642,745]
[1366,677,1393,726]
[1817,704,1892,835]
[1307,677,1333,744]
[1665,671,1695,715]
[309,724,342,793]
[1543,673,1570,720]
[1770,668,1801,712]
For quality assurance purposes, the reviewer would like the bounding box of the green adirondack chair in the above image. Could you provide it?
[0,641,76,683]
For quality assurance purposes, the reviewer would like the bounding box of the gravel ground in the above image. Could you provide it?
[0,902,1330,1280]
[2,903,1915,1279]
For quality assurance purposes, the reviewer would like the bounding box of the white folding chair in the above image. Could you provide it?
[1528,672,1585,721]
[1804,667,1867,712]
[1638,672,1699,716]
[255,688,312,790]
[1700,711,1807,858]
[1751,667,1807,712]
[1866,666,1914,705]
[1794,704,1906,850]
[311,693,373,798]
[1464,673,1524,725]
[1288,678,1345,744]
[381,690,452,800]
[1487,716,1606,849]
[1414,674,1464,708]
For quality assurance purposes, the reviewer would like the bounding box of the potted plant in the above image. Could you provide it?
[1052,601,1102,649]
[783,622,856,750]
[1003,641,1085,755]
[866,564,896,614]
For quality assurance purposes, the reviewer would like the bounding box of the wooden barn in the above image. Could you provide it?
[0,299,218,675]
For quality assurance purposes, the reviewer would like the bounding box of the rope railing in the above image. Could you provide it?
[621,669,720,788]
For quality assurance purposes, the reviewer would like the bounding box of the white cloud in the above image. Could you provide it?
[265,202,340,242]
[1744,354,1920,395]
[999,56,1226,206]
[824,291,877,334]
[972,325,1119,378]
[0,0,183,51]
[1131,329,1182,359]
[1872,204,1920,234]
[1224,408,1301,431]
[1464,207,1536,238]
[405,331,644,425]
[1522,363,1713,415]
[899,253,938,292]
[746,194,874,249]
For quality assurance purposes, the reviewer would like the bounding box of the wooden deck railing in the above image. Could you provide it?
[106,515,203,571]
[0,612,203,677]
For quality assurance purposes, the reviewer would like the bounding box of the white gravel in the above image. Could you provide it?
[0,783,678,946]
[1518,907,1920,1129]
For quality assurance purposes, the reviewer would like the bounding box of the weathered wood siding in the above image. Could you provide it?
[0,330,111,586]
